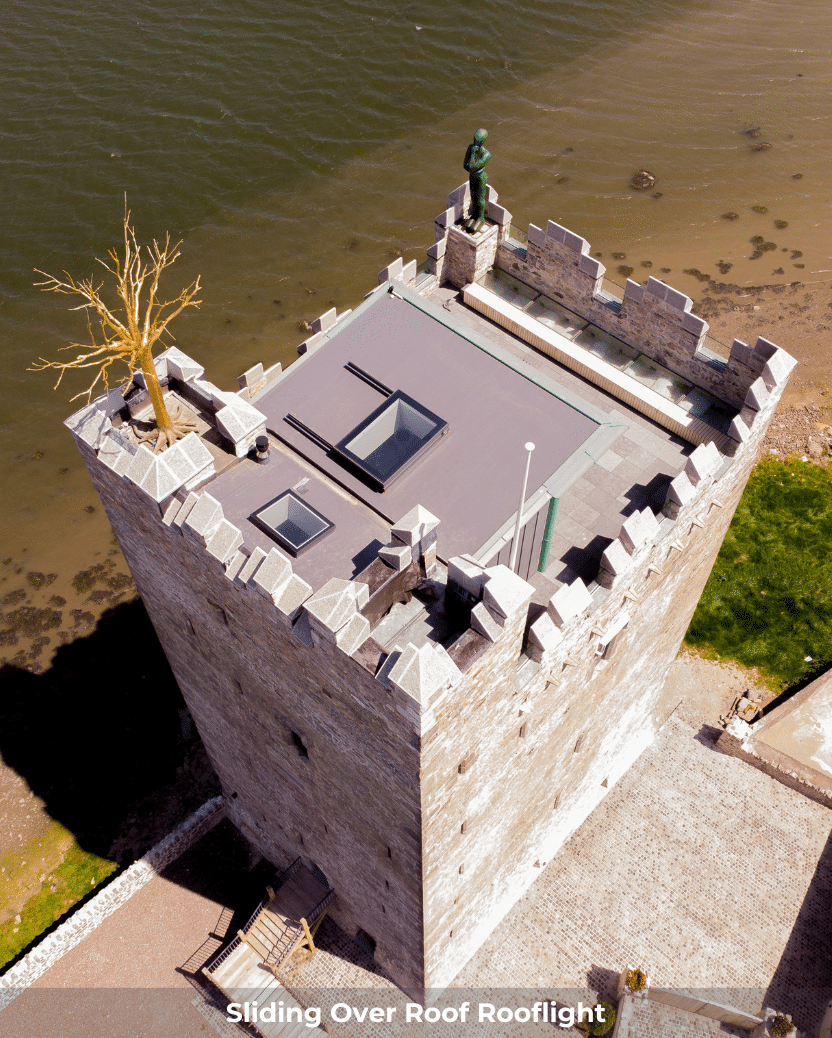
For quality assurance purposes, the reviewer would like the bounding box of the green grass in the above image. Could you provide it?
[0,824,117,970]
[685,457,832,690]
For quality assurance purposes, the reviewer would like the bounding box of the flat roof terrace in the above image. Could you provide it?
[250,285,619,565]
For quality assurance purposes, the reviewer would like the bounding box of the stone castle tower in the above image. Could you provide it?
[64,182,796,1002]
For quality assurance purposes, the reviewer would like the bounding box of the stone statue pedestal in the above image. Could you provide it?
[444,221,500,289]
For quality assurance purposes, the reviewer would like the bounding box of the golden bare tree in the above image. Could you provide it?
[31,208,201,452]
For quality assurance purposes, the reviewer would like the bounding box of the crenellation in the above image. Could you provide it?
[181,490,224,544]
[548,576,593,628]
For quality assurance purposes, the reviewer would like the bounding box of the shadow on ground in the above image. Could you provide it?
[0,598,219,865]
[765,827,832,1034]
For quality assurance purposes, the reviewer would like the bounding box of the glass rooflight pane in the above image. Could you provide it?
[479,268,538,308]
[335,390,447,489]
[250,491,333,556]
[525,296,586,339]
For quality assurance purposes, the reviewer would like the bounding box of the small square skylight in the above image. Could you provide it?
[334,390,447,490]
[250,491,334,556]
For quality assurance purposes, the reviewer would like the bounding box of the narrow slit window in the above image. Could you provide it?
[291,731,309,758]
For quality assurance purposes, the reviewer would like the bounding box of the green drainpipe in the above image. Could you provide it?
[538,497,559,572]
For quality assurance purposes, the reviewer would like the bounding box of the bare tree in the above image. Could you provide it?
[32,208,201,452]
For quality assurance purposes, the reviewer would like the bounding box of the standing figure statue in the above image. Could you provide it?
[463,128,491,234]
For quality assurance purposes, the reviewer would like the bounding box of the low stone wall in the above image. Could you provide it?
[717,720,832,811]
[0,795,225,1011]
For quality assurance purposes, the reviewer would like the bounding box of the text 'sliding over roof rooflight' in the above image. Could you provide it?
[250,490,334,556]
[333,389,448,491]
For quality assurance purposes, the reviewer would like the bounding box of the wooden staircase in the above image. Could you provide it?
[203,860,335,1037]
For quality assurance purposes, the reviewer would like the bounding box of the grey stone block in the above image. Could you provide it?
[487,202,511,226]
[312,308,337,334]
[667,471,696,508]
[619,509,660,554]
[160,346,204,383]
[527,611,563,653]
[97,434,131,475]
[66,404,112,450]
[388,641,461,705]
[623,280,645,305]
[297,331,325,356]
[224,551,248,582]
[215,398,267,456]
[548,578,592,627]
[336,612,371,656]
[427,239,446,260]
[159,438,197,485]
[378,257,404,284]
[482,565,534,621]
[400,259,417,284]
[273,573,313,625]
[134,453,183,503]
[470,601,503,642]
[685,441,721,485]
[664,286,691,313]
[762,348,797,388]
[304,577,359,633]
[182,492,224,544]
[206,519,244,566]
[527,224,546,247]
[236,362,264,392]
[171,491,200,530]
[545,220,566,244]
[446,182,468,207]
[352,580,370,609]
[579,254,604,279]
[729,414,751,444]
[124,444,157,488]
[682,311,707,338]
[645,278,667,303]
[600,539,632,577]
[252,547,293,602]
[728,339,752,366]
[392,504,440,546]
[238,546,268,588]
[562,228,588,254]
[752,335,779,366]
[447,555,488,598]
[379,542,412,571]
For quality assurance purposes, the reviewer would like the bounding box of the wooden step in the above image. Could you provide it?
[208,942,252,989]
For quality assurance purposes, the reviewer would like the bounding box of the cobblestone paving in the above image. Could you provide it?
[289,707,832,1037]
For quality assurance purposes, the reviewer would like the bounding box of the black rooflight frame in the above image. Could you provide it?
[332,389,448,491]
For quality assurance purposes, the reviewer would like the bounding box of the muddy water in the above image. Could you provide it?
[1,0,831,677]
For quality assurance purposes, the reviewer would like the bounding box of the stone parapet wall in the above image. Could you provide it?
[717,719,832,811]
[0,796,224,1012]
[486,218,787,412]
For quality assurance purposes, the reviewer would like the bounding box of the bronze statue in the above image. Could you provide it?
[463,129,491,234]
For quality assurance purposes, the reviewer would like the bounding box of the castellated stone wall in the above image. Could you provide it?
[63,203,796,1002]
